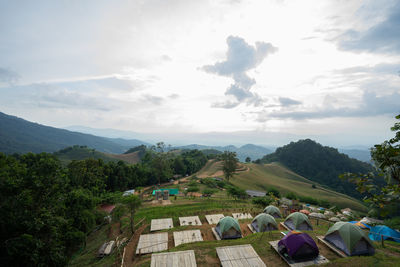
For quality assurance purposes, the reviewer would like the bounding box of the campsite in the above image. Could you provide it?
[66,156,400,267]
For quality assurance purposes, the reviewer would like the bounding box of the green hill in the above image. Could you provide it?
[196,160,367,212]
[259,139,377,199]
[0,111,148,154]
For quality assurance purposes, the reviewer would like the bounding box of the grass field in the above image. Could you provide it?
[197,161,367,212]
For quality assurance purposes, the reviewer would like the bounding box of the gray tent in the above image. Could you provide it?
[251,213,278,232]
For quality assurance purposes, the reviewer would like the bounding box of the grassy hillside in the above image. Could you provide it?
[197,160,367,212]
[259,139,376,199]
[106,151,141,164]
[54,146,120,165]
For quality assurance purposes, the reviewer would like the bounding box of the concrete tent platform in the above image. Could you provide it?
[216,244,266,267]
[151,250,197,267]
[232,213,253,220]
[179,216,202,226]
[205,214,224,225]
[151,218,174,231]
[173,230,203,246]
[269,240,329,267]
[136,233,168,254]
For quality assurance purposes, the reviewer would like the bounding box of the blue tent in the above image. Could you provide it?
[369,225,400,243]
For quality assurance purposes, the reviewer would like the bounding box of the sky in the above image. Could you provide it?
[0,0,399,147]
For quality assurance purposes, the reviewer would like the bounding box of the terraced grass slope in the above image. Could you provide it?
[196,161,367,212]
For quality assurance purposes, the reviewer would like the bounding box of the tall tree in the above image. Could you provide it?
[121,194,142,233]
[221,151,238,181]
[341,114,400,217]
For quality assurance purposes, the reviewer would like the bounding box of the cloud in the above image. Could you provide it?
[141,94,164,105]
[338,2,400,53]
[202,36,277,108]
[278,97,302,106]
[257,91,400,121]
[0,67,19,85]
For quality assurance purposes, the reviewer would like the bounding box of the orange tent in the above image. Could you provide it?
[299,209,310,215]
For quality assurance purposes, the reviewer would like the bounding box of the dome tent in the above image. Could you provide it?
[215,216,242,239]
[251,213,278,232]
[369,225,400,243]
[263,205,282,218]
[324,222,375,256]
[278,231,319,261]
[284,212,313,231]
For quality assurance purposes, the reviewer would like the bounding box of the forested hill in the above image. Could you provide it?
[259,139,376,199]
[0,111,147,154]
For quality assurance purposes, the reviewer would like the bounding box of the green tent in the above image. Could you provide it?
[251,213,278,232]
[324,222,375,256]
[152,188,179,195]
[263,205,282,218]
[284,212,313,231]
[216,216,242,239]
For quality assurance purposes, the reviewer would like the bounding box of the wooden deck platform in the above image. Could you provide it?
[247,224,256,233]
[269,240,329,267]
[280,222,291,231]
[216,244,266,267]
[136,233,168,254]
[211,227,221,240]
[151,218,174,231]
[179,216,202,226]
[205,214,224,225]
[173,230,203,246]
[151,250,197,267]
[232,213,253,220]
[316,236,347,258]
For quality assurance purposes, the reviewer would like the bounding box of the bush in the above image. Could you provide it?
[216,180,227,188]
[252,196,274,207]
[201,178,218,188]
[285,192,298,200]
[188,180,198,187]
[267,187,281,198]
[318,199,330,208]
[298,196,319,205]
[202,188,217,198]
[187,186,199,193]
[226,185,247,200]
[384,217,400,230]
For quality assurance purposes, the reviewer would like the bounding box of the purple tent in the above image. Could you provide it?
[278,231,319,261]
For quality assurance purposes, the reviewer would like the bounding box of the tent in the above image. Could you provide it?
[263,205,282,218]
[324,222,375,256]
[309,212,326,219]
[251,213,278,232]
[284,212,313,231]
[369,225,400,243]
[215,216,242,239]
[299,209,310,215]
[278,231,319,261]
[349,221,371,229]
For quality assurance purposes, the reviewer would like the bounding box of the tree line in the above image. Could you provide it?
[0,145,212,266]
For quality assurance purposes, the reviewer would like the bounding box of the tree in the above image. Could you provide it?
[121,194,141,233]
[245,157,251,163]
[202,188,217,198]
[151,142,173,185]
[341,114,400,217]
[221,151,238,181]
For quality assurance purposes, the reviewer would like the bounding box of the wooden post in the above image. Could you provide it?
[381,235,385,248]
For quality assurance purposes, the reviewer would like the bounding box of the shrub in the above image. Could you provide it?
[285,192,298,200]
[187,186,199,193]
[226,185,247,200]
[216,180,227,188]
[252,196,273,207]
[318,199,330,208]
[298,196,319,205]
[202,188,217,198]
[201,178,218,188]
[188,180,198,187]
[384,217,400,230]
[267,187,281,198]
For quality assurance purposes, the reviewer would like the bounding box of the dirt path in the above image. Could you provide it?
[123,223,148,267]
[108,222,121,239]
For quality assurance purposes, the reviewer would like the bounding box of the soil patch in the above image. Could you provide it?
[124,223,148,267]
[108,222,121,239]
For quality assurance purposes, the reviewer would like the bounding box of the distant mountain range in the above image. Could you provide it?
[174,144,273,162]
[0,111,372,164]
[0,112,149,154]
